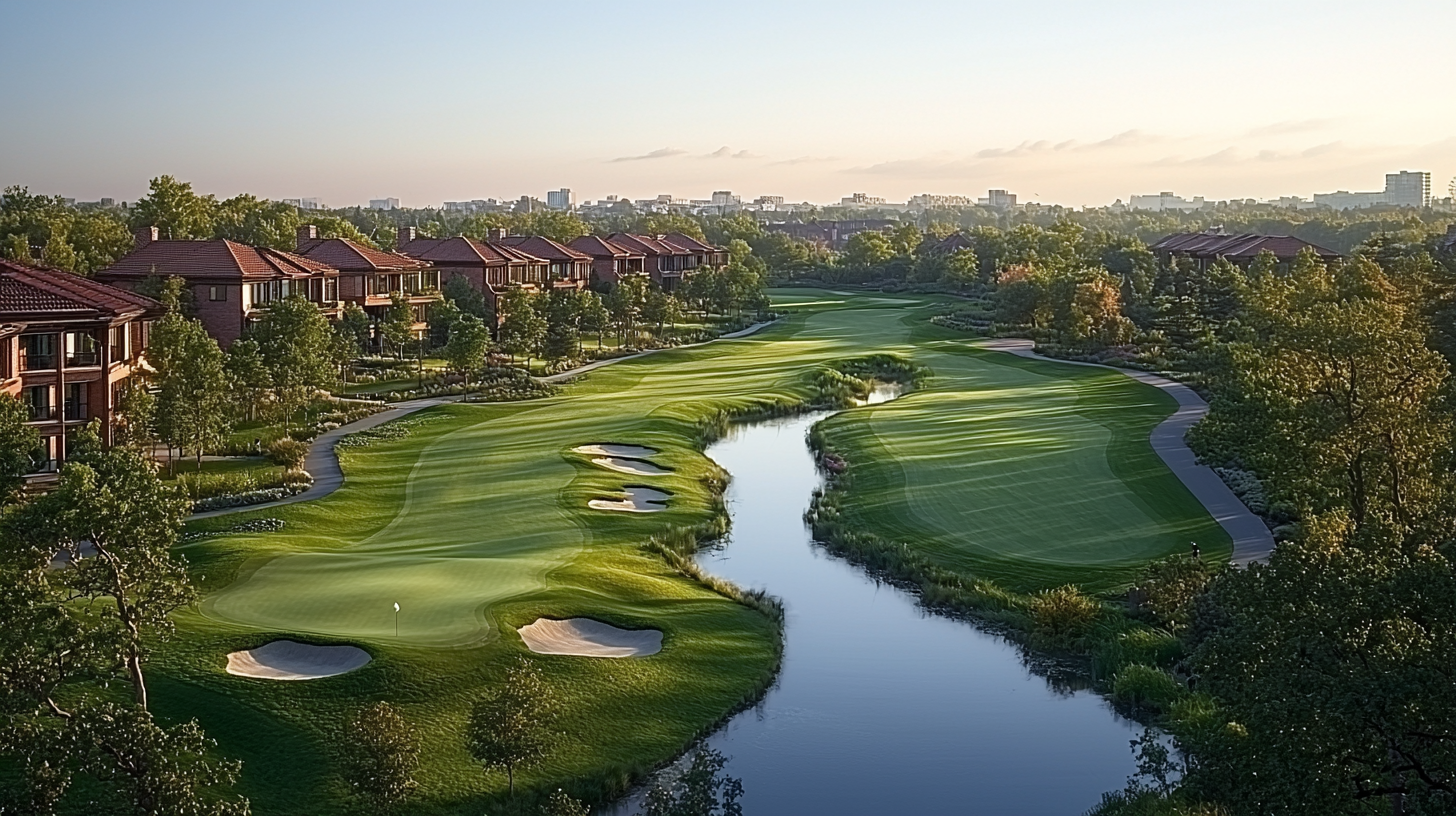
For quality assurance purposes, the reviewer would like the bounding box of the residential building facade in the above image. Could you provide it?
[0,259,162,471]
[97,228,341,347]
[294,225,440,347]
[395,227,591,308]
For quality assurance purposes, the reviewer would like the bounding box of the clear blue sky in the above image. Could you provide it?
[3,0,1453,207]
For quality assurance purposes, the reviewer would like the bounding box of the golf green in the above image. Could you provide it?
[166,291,1227,812]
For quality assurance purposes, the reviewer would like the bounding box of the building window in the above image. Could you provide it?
[209,286,226,302]
[64,383,87,421]
[64,332,99,368]
[108,324,128,362]
[19,334,56,371]
[25,385,52,421]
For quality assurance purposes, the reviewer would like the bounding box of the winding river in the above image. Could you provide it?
[679,401,1144,814]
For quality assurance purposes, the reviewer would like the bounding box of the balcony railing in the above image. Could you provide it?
[65,352,99,368]
[64,404,88,421]
[20,355,55,372]
[27,405,55,422]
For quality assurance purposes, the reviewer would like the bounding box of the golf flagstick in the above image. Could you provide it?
[394,602,400,637]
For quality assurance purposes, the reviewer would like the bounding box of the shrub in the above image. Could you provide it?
[266,438,309,470]
[173,467,289,500]
[1112,664,1185,712]
[1133,557,1212,633]
[1030,585,1101,648]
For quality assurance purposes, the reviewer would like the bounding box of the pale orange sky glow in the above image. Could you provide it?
[3,1,1452,207]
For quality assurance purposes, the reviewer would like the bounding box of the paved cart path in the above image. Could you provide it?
[189,398,451,520]
[978,339,1274,564]
[191,320,779,520]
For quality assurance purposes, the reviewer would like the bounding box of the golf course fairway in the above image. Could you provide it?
[160,290,1229,814]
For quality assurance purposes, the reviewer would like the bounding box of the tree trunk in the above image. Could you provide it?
[128,652,149,711]
[508,765,514,796]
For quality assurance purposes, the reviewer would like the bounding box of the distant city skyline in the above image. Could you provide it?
[3,1,1453,208]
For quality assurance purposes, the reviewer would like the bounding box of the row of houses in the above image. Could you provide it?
[93,226,729,348]
[2,226,729,472]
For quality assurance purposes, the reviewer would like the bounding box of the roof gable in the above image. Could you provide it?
[0,258,162,320]
[297,237,430,271]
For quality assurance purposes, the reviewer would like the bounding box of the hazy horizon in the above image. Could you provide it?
[4,0,1453,208]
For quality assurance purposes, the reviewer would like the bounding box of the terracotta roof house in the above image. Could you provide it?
[1150,230,1342,271]
[96,228,341,346]
[0,258,162,471]
[294,225,440,348]
[765,219,895,251]
[395,227,586,308]
[567,235,646,285]
[604,233,727,290]
[496,235,593,287]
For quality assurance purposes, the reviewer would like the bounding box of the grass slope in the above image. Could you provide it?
[158,291,1225,814]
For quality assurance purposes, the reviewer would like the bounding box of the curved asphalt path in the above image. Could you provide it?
[191,319,781,521]
[978,339,1274,565]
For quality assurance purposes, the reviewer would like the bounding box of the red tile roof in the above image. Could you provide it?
[1151,231,1341,261]
[568,235,639,259]
[606,233,677,257]
[497,235,592,262]
[398,236,513,266]
[99,240,338,282]
[662,232,719,254]
[296,237,430,271]
[0,258,162,321]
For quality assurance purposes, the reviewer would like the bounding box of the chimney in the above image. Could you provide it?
[134,226,158,249]
[489,227,508,242]
[397,226,417,247]
[297,224,317,250]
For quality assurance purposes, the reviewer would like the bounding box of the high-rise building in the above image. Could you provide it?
[1384,171,1431,208]
[546,188,574,210]
[284,197,326,210]
[980,189,1020,210]
[369,198,400,210]
[710,190,741,207]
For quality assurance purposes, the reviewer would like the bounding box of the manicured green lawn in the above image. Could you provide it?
[160,291,1226,814]
[816,315,1230,593]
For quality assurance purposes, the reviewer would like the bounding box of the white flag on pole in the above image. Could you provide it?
[394,602,400,612]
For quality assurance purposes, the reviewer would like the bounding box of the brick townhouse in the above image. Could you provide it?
[294,225,441,348]
[96,228,342,346]
[0,258,162,471]
[395,227,589,308]
[600,233,728,290]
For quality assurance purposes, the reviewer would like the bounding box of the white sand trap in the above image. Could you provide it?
[226,640,371,680]
[592,457,671,476]
[574,443,659,459]
[518,618,662,657]
[589,486,670,513]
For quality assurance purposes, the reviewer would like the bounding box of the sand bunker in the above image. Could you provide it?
[592,457,671,476]
[226,640,371,680]
[518,618,663,657]
[573,443,659,459]
[589,486,670,513]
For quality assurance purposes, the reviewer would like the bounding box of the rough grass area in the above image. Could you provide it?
[160,289,1227,814]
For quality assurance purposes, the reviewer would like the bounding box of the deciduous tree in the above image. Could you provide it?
[342,702,420,812]
[466,659,557,795]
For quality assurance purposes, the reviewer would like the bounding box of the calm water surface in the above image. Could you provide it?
[681,406,1142,815]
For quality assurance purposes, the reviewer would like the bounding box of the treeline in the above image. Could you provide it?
[1080,235,1456,815]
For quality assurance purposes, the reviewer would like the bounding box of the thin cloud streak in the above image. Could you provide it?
[610,147,687,163]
